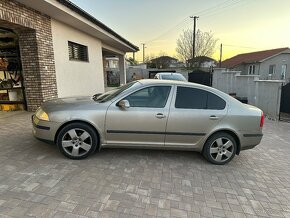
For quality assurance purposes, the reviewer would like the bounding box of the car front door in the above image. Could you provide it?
[165,86,227,148]
[105,85,172,147]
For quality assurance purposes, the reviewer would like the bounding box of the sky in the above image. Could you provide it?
[70,0,290,62]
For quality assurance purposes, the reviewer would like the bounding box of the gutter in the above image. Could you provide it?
[56,0,139,51]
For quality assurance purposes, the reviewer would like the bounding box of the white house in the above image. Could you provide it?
[0,0,138,111]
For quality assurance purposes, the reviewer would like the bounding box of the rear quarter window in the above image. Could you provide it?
[207,92,226,110]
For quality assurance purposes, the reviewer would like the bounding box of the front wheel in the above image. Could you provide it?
[56,122,98,159]
[203,132,237,165]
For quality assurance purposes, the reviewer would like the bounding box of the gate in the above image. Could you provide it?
[279,83,290,122]
[188,70,212,86]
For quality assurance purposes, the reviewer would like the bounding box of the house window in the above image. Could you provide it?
[248,65,255,75]
[68,41,88,61]
[269,65,276,75]
[281,64,287,80]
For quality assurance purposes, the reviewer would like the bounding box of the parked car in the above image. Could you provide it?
[32,79,264,164]
[154,72,187,81]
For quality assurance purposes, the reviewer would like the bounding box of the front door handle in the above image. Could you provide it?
[156,113,166,119]
[209,115,219,120]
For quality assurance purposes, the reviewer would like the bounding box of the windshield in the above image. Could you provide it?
[161,74,187,81]
[93,81,138,103]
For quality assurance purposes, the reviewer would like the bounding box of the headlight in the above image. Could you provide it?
[35,107,49,121]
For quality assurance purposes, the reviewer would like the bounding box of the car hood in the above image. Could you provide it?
[41,96,104,113]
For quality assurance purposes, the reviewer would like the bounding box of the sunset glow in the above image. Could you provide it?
[71,0,290,62]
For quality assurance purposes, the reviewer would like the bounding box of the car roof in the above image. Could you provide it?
[136,79,233,100]
[156,72,182,75]
[138,79,201,87]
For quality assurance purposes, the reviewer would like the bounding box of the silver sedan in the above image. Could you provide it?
[32,79,264,164]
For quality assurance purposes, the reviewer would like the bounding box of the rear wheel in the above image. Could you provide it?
[203,132,236,165]
[56,122,98,159]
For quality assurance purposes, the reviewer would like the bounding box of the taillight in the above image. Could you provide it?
[260,112,264,128]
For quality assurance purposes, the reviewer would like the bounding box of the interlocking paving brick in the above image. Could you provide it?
[1,112,290,217]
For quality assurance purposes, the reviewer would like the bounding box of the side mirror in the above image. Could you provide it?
[118,100,130,109]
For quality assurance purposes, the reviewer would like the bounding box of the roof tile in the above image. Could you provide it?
[221,47,289,68]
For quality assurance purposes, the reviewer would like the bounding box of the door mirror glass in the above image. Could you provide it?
[118,100,130,108]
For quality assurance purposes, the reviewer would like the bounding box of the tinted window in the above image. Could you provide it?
[207,92,226,110]
[175,87,207,109]
[175,87,226,110]
[125,86,171,108]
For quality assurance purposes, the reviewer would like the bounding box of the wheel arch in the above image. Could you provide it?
[54,120,102,148]
[203,129,241,155]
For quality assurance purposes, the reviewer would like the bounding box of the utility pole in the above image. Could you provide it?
[142,43,146,63]
[190,16,199,67]
[219,43,223,68]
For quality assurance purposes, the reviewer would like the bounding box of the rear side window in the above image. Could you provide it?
[207,92,226,110]
[175,87,207,109]
[175,87,226,110]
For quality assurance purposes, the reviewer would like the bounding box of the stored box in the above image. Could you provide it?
[1,104,18,111]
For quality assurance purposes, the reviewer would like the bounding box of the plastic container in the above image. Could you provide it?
[8,90,18,101]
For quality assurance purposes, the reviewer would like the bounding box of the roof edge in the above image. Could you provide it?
[56,0,139,51]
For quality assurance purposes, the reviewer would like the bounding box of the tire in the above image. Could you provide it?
[56,122,98,160]
[203,132,237,165]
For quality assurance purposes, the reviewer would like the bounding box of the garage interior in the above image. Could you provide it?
[0,27,26,111]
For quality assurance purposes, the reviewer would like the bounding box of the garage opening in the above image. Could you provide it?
[0,28,26,111]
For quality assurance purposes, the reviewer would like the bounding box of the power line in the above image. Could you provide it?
[202,0,248,18]
[145,0,246,44]
[146,17,191,44]
[198,0,242,17]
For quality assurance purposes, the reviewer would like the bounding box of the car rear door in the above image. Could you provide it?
[105,85,173,147]
[165,85,228,148]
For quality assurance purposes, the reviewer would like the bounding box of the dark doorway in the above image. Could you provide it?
[279,83,290,122]
[0,28,26,111]
[188,70,212,86]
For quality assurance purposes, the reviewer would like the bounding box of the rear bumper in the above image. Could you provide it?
[240,133,263,151]
[32,115,60,143]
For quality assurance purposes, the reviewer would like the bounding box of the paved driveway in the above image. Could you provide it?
[0,111,290,218]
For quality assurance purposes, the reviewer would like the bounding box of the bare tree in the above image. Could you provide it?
[176,29,218,67]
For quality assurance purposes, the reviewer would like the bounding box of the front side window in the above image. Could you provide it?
[175,87,226,110]
[68,41,88,61]
[125,86,171,108]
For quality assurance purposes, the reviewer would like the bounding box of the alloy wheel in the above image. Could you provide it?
[209,137,234,163]
[61,128,92,157]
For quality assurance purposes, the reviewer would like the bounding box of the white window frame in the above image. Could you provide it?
[248,65,255,75]
[269,65,276,75]
[281,64,287,80]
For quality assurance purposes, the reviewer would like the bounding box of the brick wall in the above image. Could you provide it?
[0,0,58,111]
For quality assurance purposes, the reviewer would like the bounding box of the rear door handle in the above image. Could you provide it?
[156,113,166,119]
[209,115,219,120]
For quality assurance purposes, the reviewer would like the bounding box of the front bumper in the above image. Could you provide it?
[32,115,61,144]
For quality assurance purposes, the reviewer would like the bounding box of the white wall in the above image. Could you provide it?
[51,19,105,98]
[213,68,284,119]
[259,53,290,81]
